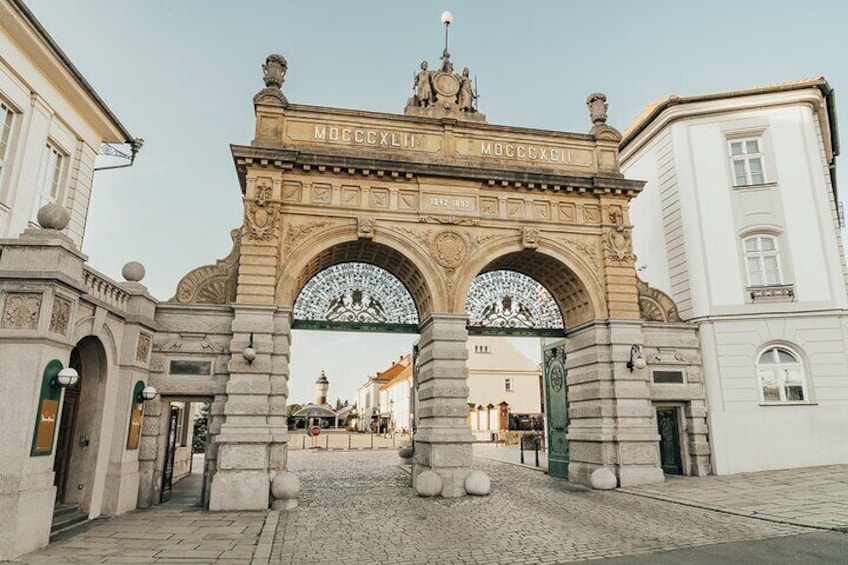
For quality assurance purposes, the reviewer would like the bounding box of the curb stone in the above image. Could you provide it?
[616,488,847,533]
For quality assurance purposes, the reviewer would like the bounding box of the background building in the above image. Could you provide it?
[621,78,848,474]
[365,337,543,442]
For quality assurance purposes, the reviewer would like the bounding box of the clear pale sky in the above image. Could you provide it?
[23,0,848,403]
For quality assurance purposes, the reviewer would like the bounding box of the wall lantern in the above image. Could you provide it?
[139,386,159,402]
[53,367,79,388]
[627,344,647,372]
[242,332,257,365]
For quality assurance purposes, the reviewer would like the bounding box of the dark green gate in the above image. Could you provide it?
[543,342,569,478]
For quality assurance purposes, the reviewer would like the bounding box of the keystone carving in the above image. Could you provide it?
[357,217,376,239]
[2,293,41,329]
[636,277,682,323]
[522,227,540,250]
[49,296,71,335]
[171,229,240,305]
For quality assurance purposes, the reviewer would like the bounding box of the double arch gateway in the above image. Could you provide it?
[165,54,706,508]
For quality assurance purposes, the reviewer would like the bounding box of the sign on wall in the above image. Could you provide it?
[126,381,145,450]
[30,360,63,457]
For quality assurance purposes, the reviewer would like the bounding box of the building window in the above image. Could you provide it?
[756,346,807,403]
[743,235,783,286]
[729,137,765,186]
[32,143,65,220]
[0,101,15,197]
[474,345,490,354]
[504,378,513,392]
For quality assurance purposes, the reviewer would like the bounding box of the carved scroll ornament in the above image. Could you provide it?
[171,229,241,305]
[636,277,681,323]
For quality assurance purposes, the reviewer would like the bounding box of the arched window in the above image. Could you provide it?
[756,346,807,403]
[743,235,783,286]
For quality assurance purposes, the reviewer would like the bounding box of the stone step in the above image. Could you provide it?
[50,505,88,538]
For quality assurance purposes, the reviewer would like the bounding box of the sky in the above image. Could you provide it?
[22,0,848,403]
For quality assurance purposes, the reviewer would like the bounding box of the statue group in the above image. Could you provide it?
[410,52,477,113]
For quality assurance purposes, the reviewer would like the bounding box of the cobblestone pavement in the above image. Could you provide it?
[272,451,810,564]
[623,464,848,531]
[473,443,548,471]
[16,507,266,564]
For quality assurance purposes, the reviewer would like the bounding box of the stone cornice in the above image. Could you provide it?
[231,144,643,197]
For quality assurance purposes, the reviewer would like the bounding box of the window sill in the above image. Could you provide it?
[748,284,794,302]
[732,181,777,190]
[758,402,818,407]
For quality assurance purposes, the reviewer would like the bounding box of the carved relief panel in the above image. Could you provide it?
[2,293,42,329]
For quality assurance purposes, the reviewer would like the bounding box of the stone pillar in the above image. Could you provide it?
[208,304,290,510]
[136,396,163,508]
[565,320,664,488]
[0,228,85,560]
[412,313,476,498]
[268,308,292,479]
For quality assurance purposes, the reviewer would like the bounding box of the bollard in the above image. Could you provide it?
[371,433,374,449]
[302,435,306,449]
[325,435,329,450]
[520,436,525,464]
[534,437,540,467]
[348,434,352,450]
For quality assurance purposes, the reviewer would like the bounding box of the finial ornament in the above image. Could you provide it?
[254,53,289,107]
[586,92,608,125]
[262,54,287,89]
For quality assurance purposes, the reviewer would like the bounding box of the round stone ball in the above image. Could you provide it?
[271,471,301,500]
[398,445,414,459]
[36,203,70,230]
[464,470,491,496]
[121,261,146,282]
[415,470,442,497]
[590,467,617,490]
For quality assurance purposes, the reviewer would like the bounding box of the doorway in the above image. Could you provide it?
[160,400,211,506]
[656,408,683,475]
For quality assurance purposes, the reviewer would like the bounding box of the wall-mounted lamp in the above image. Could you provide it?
[627,344,647,372]
[139,386,158,402]
[242,332,257,365]
[53,367,79,388]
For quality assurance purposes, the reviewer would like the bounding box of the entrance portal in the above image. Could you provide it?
[159,52,704,508]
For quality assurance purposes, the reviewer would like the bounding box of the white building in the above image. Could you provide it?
[620,78,848,474]
[369,337,542,441]
[0,0,137,246]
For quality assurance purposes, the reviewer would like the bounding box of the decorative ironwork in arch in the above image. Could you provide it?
[293,263,419,332]
[466,270,564,336]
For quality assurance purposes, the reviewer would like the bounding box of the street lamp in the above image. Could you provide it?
[627,344,647,372]
[139,385,158,402]
[53,367,79,388]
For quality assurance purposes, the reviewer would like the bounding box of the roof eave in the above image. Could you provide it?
[9,0,134,143]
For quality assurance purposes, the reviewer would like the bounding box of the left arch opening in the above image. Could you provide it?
[293,262,420,333]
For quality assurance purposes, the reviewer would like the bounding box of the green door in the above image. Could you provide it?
[543,342,569,478]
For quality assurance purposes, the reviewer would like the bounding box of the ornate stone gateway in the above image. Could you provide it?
[160,49,712,507]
